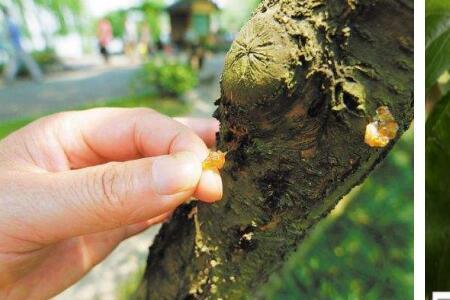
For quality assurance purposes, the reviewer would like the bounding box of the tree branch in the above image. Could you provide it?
[135,0,413,299]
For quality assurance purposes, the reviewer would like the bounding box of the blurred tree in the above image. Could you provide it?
[8,0,84,49]
[220,0,260,33]
[105,9,128,38]
[138,0,165,43]
[33,0,84,35]
[105,1,164,43]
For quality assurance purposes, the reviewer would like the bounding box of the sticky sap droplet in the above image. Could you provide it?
[202,151,226,170]
[365,106,399,148]
[365,122,390,147]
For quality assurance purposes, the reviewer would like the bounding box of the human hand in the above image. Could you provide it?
[0,108,222,299]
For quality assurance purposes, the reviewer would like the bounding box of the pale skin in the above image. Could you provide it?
[0,108,223,300]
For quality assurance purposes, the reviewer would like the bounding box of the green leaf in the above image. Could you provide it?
[426,93,450,296]
[426,0,450,90]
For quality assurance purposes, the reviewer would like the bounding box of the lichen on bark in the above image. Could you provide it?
[135,0,413,299]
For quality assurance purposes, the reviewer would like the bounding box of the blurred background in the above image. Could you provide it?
[0,1,412,299]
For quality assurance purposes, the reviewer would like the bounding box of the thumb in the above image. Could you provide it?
[21,151,201,243]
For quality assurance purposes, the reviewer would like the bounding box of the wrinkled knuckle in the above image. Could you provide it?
[32,111,75,136]
[96,163,126,212]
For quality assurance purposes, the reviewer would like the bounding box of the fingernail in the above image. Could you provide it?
[152,152,202,195]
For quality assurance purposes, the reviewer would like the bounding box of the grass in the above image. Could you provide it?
[116,267,145,300]
[0,95,190,140]
[0,118,35,140]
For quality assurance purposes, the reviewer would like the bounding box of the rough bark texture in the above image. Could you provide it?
[135,0,413,299]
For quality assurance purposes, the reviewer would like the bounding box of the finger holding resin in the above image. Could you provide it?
[195,151,226,202]
[202,150,226,170]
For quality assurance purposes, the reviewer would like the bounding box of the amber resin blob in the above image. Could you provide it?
[365,106,399,148]
[202,151,226,171]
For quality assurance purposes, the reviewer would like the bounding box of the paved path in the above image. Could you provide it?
[55,226,161,300]
[0,64,138,122]
[184,54,224,117]
[53,53,225,300]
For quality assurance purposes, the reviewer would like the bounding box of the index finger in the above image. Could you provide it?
[54,108,223,202]
[175,117,219,148]
[50,108,211,168]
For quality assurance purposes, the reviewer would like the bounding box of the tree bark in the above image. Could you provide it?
[135,0,413,299]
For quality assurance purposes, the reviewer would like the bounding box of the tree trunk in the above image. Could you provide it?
[135,0,413,299]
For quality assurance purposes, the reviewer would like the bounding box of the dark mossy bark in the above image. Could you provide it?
[135,0,413,299]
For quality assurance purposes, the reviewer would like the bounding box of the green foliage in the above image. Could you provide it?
[104,1,164,42]
[426,1,450,296]
[9,0,84,35]
[105,10,128,38]
[133,56,198,97]
[220,0,261,33]
[32,48,59,67]
[262,131,413,300]
[426,0,450,91]
[35,0,84,34]
[116,267,145,300]
[426,94,450,297]
[138,0,165,42]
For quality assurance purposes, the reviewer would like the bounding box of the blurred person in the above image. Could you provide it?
[124,15,138,63]
[138,21,152,61]
[97,18,113,64]
[0,108,223,299]
[156,38,164,51]
[1,6,43,83]
[186,28,206,70]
